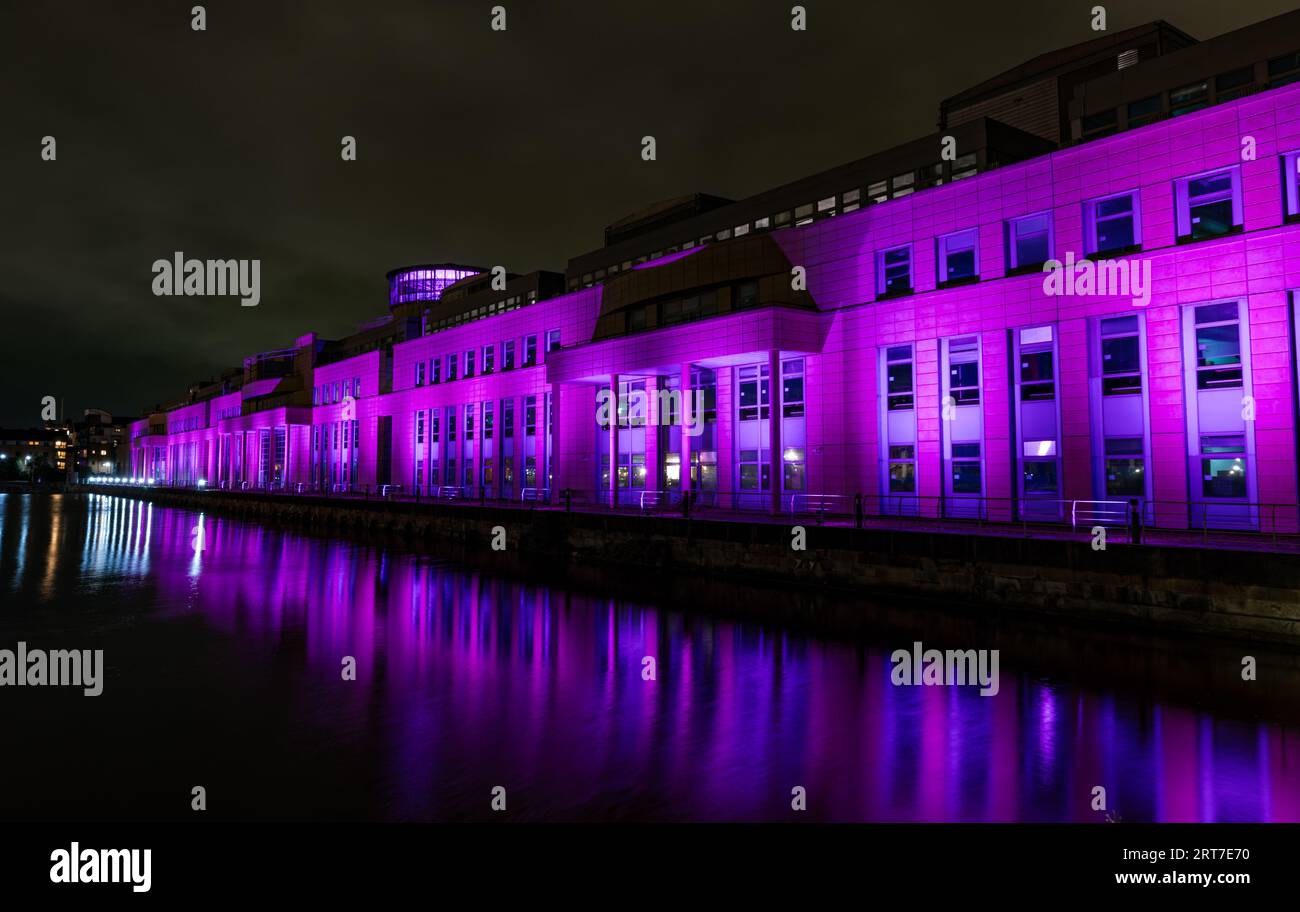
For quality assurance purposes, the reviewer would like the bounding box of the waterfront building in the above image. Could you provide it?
[131,12,1300,532]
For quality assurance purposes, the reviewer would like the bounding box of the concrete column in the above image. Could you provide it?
[768,350,782,514]
[608,373,620,505]
[679,362,693,497]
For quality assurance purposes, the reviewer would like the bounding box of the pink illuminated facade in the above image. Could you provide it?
[130,78,1300,533]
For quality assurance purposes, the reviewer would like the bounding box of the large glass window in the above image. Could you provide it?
[1008,213,1051,271]
[503,340,515,370]
[464,349,475,377]
[483,345,494,374]
[524,335,537,366]
[739,449,770,491]
[414,362,425,386]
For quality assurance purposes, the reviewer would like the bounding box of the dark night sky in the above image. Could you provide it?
[1,0,1295,427]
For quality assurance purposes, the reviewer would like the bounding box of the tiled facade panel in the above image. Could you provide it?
[132,83,1300,531]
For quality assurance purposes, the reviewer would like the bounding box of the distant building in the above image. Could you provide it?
[70,409,134,480]
[0,427,69,483]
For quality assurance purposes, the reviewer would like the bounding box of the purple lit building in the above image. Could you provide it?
[130,14,1300,533]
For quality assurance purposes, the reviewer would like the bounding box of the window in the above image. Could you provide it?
[354,377,361,398]
[890,172,914,199]
[1008,212,1051,271]
[503,340,515,369]
[842,189,861,213]
[1127,94,1162,127]
[888,445,915,493]
[948,337,980,406]
[783,447,805,491]
[1100,315,1142,396]
[483,345,494,374]
[1104,437,1144,496]
[885,345,914,411]
[1193,302,1243,390]
[739,449,770,491]
[546,329,561,354]
[951,153,977,181]
[781,359,804,418]
[447,353,458,381]
[877,245,912,297]
[502,399,513,437]
[523,335,537,366]
[736,281,759,309]
[431,358,441,384]
[465,404,475,440]
[1081,108,1117,138]
[1268,50,1300,87]
[951,443,981,493]
[1020,350,1054,401]
[1284,151,1300,219]
[1200,436,1247,498]
[483,401,494,439]
[1175,167,1241,242]
[1023,460,1058,494]
[938,229,978,284]
[525,396,536,436]
[1216,66,1254,102]
[794,204,814,226]
[414,362,425,386]
[867,180,888,204]
[1086,191,1139,255]
[1170,80,1209,117]
[738,365,770,421]
[465,349,475,377]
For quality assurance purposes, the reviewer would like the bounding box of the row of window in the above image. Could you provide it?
[1080,50,1300,140]
[425,290,537,335]
[314,376,363,406]
[572,157,981,290]
[413,330,561,387]
[869,157,1296,298]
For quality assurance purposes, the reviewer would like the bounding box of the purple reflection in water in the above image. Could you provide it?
[2,492,1299,822]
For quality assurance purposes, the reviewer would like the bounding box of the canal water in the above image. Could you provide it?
[1,492,1297,822]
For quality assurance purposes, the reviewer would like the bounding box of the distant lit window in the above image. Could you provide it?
[1007,212,1052,271]
[876,244,913,297]
[1085,191,1140,255]
[1175,167,1241,242]
[794,204,814,225]
[951,153,977,181]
